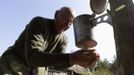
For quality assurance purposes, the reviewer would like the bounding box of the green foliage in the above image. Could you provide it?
[92,59,113,75]
[80,58,117,75]
[92,59,117,75]
[94,68,114,75]
[97,59,112,70]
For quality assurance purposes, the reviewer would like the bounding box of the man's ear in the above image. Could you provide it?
[55,10,59,18]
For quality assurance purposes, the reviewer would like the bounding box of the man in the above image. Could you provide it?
[0,7,99,75]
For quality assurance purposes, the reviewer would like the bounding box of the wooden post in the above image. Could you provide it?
[109,0,134,74]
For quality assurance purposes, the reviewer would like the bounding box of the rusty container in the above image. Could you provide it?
[73,14,97,48]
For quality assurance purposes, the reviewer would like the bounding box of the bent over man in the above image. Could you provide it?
[0,7,99,75]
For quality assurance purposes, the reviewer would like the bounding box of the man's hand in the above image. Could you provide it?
[69,49,100,68]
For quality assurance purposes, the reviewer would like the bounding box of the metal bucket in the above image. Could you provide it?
[73,14,97,48]
[90,0,108,14]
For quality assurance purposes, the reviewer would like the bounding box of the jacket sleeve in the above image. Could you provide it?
[24,17,70,68]
[52,37,73,69]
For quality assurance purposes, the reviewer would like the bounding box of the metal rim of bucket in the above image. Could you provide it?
[76,39,97,48]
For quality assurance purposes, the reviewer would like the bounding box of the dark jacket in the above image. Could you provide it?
[0,16,71,75]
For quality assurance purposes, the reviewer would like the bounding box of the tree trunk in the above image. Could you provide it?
[109,0,134,75]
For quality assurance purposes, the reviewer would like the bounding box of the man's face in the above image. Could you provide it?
[55,11,74,33]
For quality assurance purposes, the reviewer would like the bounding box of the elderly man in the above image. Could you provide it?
[0,7,99,75]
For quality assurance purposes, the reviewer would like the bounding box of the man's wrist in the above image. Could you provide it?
[69,53,78,66]
[69,53,74,65]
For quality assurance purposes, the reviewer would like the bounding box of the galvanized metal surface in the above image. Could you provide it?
[73,14,97,48]
[90,0,108,14]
